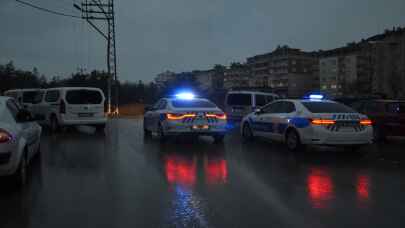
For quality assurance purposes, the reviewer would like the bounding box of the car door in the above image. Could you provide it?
[144,99,162,131]
[250,102,282,139]
[6,100,37,161]
[269,101,297,141]
[42,90,61,123]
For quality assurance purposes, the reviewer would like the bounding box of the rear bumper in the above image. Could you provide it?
[60,117,107,126]
[163,121,227,136]
[300,127,374,146]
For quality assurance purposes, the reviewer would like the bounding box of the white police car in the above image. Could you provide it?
[241,95,373,151]
[143,93,227,142]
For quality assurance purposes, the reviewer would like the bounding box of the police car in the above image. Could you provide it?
[143,93,227,142]
[240,95,373,151]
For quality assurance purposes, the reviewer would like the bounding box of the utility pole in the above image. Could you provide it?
[74,0,118,115]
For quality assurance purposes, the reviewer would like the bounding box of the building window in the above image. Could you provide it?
[331,84,337,89]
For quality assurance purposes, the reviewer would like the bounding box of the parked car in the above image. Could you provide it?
[241,95,373,151]
[3,89,44,110]
[349,99,405,141]
[144,93,228,143]
[0,96,42,185]
[31,87,107,132]
[225,91,279,121]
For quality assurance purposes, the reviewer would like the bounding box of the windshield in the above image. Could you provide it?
[302,102,357,113]
[227,94,252,106]
[171,99,217,108]
[65,90,103,104]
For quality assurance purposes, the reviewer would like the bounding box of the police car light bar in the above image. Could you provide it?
[309,94,324,100]
[175,92,195,100]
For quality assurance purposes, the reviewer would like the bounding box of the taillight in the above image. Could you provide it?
[206,113,227,120]
[166,113,196,120]
[360,119,372,126]
[311,119,336,125]
[60,100,66,114]
[0,129,12,144]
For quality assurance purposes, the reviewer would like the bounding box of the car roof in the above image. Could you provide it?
[227,91,278,96]
[46,87,102,91]
[165,97,210,102]
[274,99,337,103]
[5,88,43,93]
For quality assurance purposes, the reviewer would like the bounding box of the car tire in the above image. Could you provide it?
[13,149,28,187]
[213,134,225,144]
[373,126,386,143]
[50,115,60,133]
[286,129,304,152]
[96,124,106,133]
[242,123,254,142]
[157,123,166,142]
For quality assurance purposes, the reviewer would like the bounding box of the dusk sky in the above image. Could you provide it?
[1,0,405,82]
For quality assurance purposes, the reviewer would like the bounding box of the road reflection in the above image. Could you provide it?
[307,168,334,209]
[356,174,370,207]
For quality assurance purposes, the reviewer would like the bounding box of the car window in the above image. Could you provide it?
[386,102,405,114]
[6,99,20,120]
[171,99,217,108]
[32,91,44,104]
[302,102,356,113]
[22,91,42,104]
[266,96,275,103]
[152,100,163,110]
[363,102,379,113]
[227,94,252,106]
[66,90,103,104]
[45,90,60,103]
[351,101,364,112]
[255,95,267,107]
[282,101,296,113]
[158,100,168,110]
[262,102,283,114]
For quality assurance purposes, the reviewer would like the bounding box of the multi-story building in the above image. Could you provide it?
[155,71,176,87]
[223,63,250,89]
[193,70,216,91]
[367,28,405,98]
[247,46,319,97]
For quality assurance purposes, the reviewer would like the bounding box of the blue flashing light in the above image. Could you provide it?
[175,92,195,100]
[308,94,324,100]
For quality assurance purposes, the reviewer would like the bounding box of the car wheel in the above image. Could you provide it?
[242,123,254,142]
[213,134,225,144]
[96,124,106,133]
[286,129,304,152]
[13,150,28,187]
[373,126,385,143]
[50,116,60,133]
[157,123,166,142]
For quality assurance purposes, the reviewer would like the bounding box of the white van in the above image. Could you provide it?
[225,91,279,121]
[3,89,44,110]
[32,87,107,132]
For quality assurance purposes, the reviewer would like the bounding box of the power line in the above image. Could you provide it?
[15,0,81,19]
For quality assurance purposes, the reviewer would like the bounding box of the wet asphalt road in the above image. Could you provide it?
[1,118,405,228]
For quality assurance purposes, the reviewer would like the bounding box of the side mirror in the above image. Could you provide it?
[254,108,262,115]
[144,105,154,113]
[16,109,34,123]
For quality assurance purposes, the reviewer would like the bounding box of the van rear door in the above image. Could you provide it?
[225,93,252,120]
[65,89,105,117]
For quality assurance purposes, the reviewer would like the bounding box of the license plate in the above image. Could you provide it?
[78,113,94,117]
[192,125,209,130]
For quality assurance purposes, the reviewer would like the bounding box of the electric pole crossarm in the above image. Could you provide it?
[86,19,108,40]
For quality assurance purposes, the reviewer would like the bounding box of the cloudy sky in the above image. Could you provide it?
[1,0,405,82]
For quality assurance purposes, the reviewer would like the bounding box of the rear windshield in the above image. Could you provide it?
[227,94,252,106]
[302,102,356,113]
[66,90,103,104]
[23,91,42,104]
[386,102,405,114]
[171,100,217,108]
